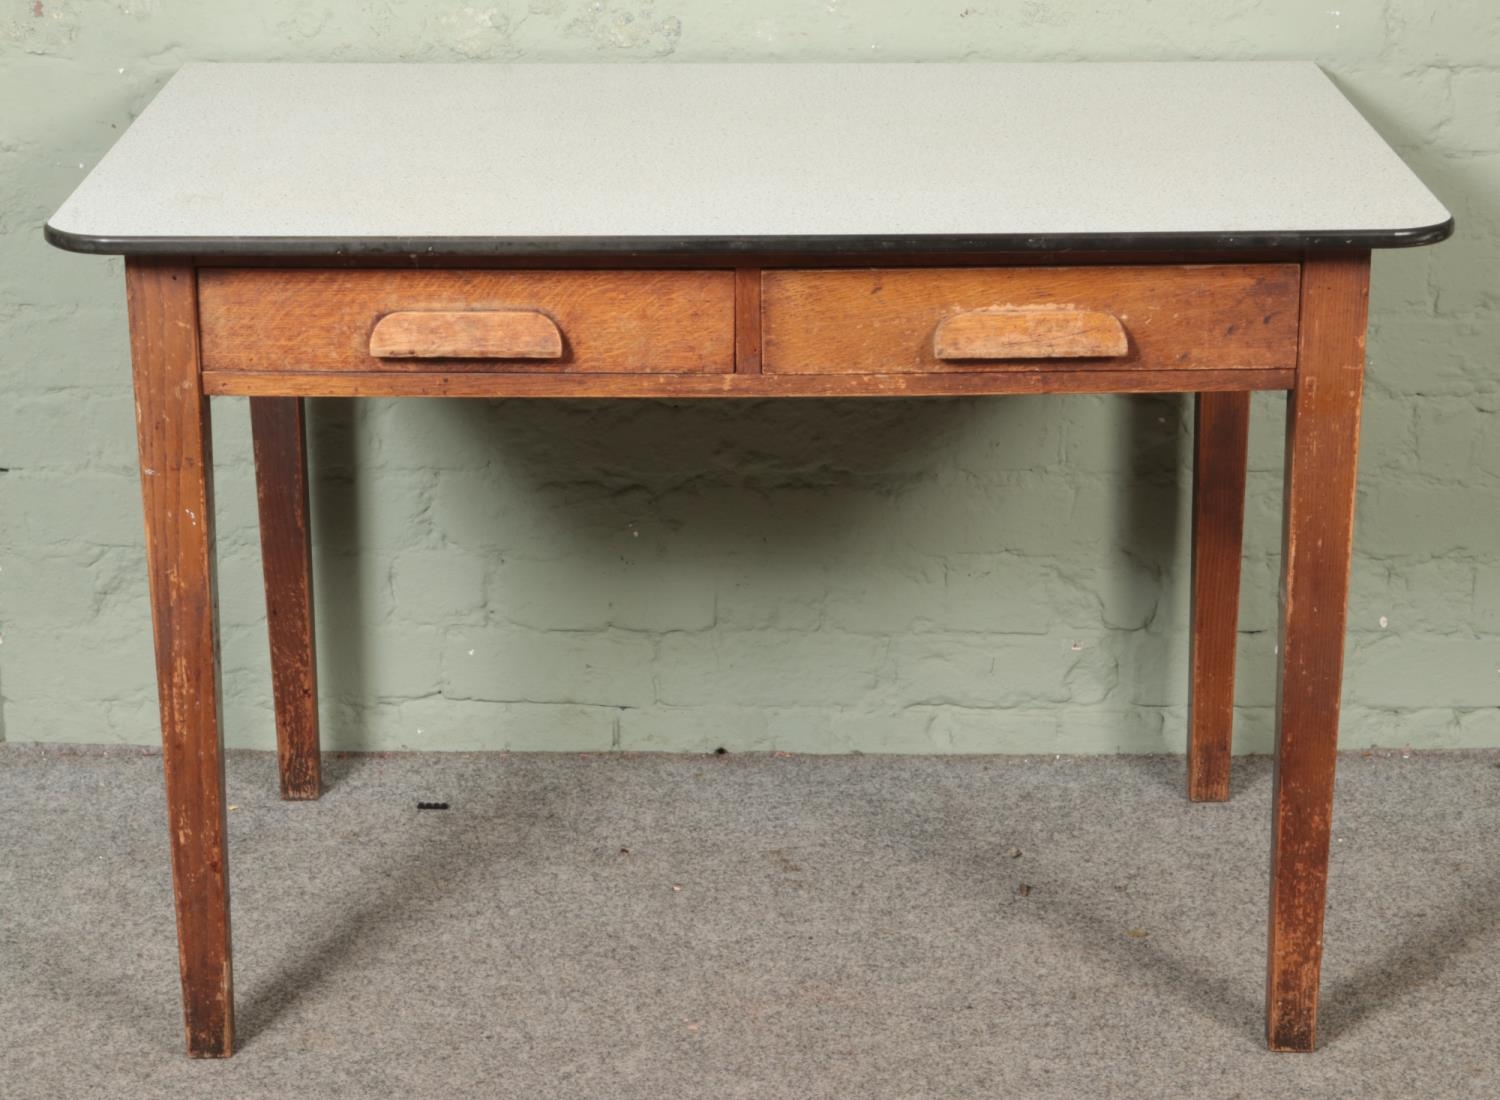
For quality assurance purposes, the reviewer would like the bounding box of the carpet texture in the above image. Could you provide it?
[2,744,1498,1099]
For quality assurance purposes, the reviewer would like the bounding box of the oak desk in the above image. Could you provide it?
[46,61,1452,1057]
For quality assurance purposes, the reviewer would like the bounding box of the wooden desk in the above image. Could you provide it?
[46,61,1452,1058]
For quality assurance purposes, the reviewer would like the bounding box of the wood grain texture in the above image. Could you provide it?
[250,397,321,802]
[203,367,1294,399]
[369,309,562,359]
[1265,252,1372,1053]
[198,269,735,374]
[735,266,763,374]
[126,258,234,1057]
[1187,390,1251,803]
[762,264,1300,374]
[934,307,1128,359]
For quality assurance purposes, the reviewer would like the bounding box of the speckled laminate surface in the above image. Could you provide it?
[45,61,1452,255]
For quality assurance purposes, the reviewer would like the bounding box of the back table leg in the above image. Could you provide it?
[1187,391,1251,802]
[1265,252,1371,1052]
[127,259,235,1057]
[250,397,322,800]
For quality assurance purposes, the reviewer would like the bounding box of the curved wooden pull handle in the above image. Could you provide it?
[933,307,1128,360]
[370,310,563,359]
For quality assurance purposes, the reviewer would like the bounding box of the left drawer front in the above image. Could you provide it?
[198,269,736,374]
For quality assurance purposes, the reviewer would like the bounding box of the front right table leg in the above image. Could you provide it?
[1265,252,1371,1052]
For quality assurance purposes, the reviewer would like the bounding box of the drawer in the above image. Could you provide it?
[198,269,736,374]
[761,265,1301,374]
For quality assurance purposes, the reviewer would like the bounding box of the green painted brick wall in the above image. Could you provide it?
[1,2,1497,755]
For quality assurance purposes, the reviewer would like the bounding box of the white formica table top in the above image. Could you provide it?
[46,61,1451,256]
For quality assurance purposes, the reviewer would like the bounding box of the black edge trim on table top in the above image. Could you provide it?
[43,218,1455,258]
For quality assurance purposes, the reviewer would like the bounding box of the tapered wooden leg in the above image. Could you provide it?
[250,397,322,801]
[1266,253,1371,1052]
[127,259,234,1057]
[1187,391,1250,802]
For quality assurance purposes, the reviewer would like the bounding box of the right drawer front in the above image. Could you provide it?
[761,264,1301,375]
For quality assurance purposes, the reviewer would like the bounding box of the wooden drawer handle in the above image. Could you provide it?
[369,310,563,359]
[933,307,1129,360]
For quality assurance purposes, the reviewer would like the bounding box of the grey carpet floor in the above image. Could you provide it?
[2,745,1499,1099]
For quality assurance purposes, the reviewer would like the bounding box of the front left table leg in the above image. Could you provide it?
[127,259,235,1057]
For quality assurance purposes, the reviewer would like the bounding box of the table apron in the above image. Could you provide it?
[200,367,1295,398]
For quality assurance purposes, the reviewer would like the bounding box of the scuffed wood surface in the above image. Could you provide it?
[1187,391,1251,803]
[762,264,1300,374]
[203,367,1294,399]
[734,266,763,374]
[126,258,235,1057]
[1265,252,1372,1052]
[369,309,563,359]
[250,397,321,802]
[934,306,1128,360]
[199,268,736,374]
